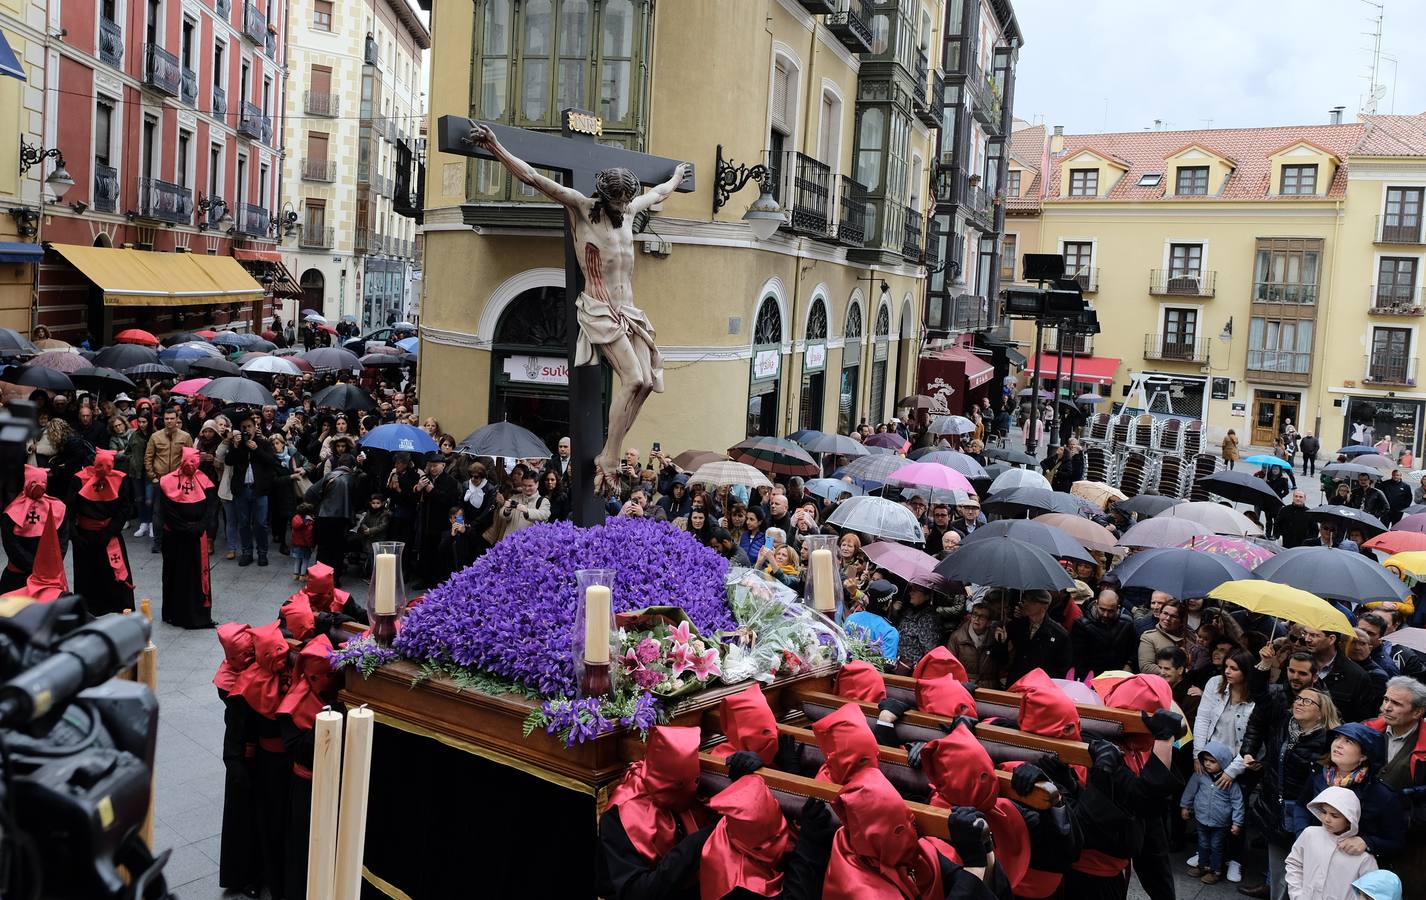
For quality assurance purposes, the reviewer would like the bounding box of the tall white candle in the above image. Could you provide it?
[810,548,836,612]
[584,585,611,664]
[307,709,343,900]
[373,552,396,616]
[333,706,374,900]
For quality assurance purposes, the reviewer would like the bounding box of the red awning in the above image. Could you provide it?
[930,345,995,389]
[1030,353,1121,386]
[233,248,282,263]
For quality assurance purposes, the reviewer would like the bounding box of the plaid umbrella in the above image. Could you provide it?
[836,453,913,487]
[728,436,818,477]
[1178,535,1278,570]
[913,450,988,479]
[121,363,179,379]
[687,460,772,490]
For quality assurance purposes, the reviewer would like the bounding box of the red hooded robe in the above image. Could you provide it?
[2,465,68,601]
[276,635,336,730]
[604,725,712,863]
[920,728,1032,890]
[698,775,793,900]
[710,683,779,764]
[823,767,954,900]
[812,703,881,784]
[232,622,291,719]
[214,623,256,694]
[834,660,887,703]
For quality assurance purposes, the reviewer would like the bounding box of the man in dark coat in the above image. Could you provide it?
[1349,472,1390,521]
[413,454,460,589]
[1273,490,1315,548]
[304,454,359,586]
[1380,469,1413,526]
[1299,432,1321,475]
[227,416,278,566]
[1071,588,1138,675]
[1303,625,1382,722]
[991,589,1072,682]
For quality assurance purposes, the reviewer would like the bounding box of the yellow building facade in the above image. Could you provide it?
[417,0,956,452]
[0,0,49,334]
[1004,112,1426,458]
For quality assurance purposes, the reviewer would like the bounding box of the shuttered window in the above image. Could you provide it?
[771,62,791,136]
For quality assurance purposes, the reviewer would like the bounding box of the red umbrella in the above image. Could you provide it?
[170,377,211,396]
[1363,530,1426,555]
[317,324,338,335]
[288,356,314,373]
[114,328,159,347]
[195,330,218,340]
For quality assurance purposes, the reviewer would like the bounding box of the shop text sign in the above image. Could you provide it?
[753,348,781,381]
[504,355,569,386]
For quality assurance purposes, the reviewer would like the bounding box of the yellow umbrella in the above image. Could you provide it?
[1072,480,1127,509]
[1208,580,1354,636]
[1382,551,1426,583]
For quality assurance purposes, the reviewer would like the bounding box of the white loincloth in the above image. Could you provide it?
[574,292,665,393]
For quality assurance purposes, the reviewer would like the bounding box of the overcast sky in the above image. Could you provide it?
[1010,0,1426,135]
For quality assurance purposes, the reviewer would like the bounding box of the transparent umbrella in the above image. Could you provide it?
[826,496,925,543]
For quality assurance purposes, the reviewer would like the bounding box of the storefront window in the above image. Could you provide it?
[1344,398,1421,461]
[748,297,783,437]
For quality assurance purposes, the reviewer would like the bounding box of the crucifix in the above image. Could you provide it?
[437,110,695,526]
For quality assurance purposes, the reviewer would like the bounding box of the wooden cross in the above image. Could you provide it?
[436,110,695,526]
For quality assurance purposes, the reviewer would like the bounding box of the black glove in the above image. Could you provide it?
[941,714,978,735]
[1141,709,1184,741]
[774,733,804,773]
[1036,754,1078,795]
[878,698,913,720]
[1088,737,1123,774]
[1010,763,1046,798]
[947,807,993,868]
[727,750,765,781]
[797,796,838,845]
[906,740,928,770]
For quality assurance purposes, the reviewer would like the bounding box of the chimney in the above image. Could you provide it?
[1050,124,1064,154]
[1329,106,1345,125]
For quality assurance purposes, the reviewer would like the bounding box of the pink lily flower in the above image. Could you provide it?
[690,647,721,681]
[668,621,693,645]
[668,641,695,677]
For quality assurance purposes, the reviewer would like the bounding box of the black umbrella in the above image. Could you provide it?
[1196,470,1285,510]
[197,376,275,407]
[162,331,204,346]
[961,520,1095,565]
[1112,548,1256,599]
[984,446,1038,466]
[303,347,362,371]
[91,343,158,370]
[360,353,406,368]
[13,366,74,391]
[1115,494,1183,517]
[189,357,243,377]
[1306,504,1387,539]
[934,537,1075,591]
[71,366,136,395]
[981,487,1082,518]
[311,383,376,412]
[458,421,553,459]
[0,328,38,357]
[122,362,180,379]
[247,338,277,352]
[1253,546,1408,604]
[787,429,822,444]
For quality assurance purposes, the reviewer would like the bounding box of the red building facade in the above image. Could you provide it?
[38,0,291,340]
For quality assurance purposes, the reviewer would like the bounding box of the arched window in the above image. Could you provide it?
[799,297,829,432]
[748,295,783,437]
[839,300,863,434]
[869,303,891,425]
[753,296,782,346]
[300,268,325,314]
[495,285,566,349]
[806,297,828,342]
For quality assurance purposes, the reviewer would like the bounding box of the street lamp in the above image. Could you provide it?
[712,144,783,241]
[18,139,73,200]
[196,193,232,231]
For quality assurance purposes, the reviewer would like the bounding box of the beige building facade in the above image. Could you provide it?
[0,0,47,334]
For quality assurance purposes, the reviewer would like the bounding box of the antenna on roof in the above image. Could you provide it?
[1361,0,1385,114]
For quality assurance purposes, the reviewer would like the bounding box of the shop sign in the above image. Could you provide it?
[1231,401,1246,416]
[804,342,826,373]
[1212,377,1232,400]
[752,347,781,381]
[503,355,569,386]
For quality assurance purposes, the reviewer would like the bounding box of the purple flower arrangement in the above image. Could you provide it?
[329,633,401,678]
[395,517,735,698]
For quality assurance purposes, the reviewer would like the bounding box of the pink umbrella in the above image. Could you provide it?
[170,377,211,396]
[1177,535,1278,570]
[1395,513,1426,534]
[887,461,975,494]
[861,541,938,582]
[1051,678,1102,705]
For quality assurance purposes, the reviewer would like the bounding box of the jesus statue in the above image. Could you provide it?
[466,124,689,491]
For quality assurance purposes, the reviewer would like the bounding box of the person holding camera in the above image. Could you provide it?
[500,472,551,535]
[227,416,278,568]
[412,454,459,588]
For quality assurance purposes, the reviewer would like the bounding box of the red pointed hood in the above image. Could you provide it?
[712,683,779,764]
[160,446,214,502]
[1094,672,1172,760]
[5,468,67,602]
[834,660,887,703]
[213,623,256,693]
[277,635,336,729]
[920,728,1033,888]
[1011,668,1082,741]
[280,598,317,641]
[813,703,880,784]
[5,465,62,538]
[916,676,977,718]
[699,775,792,900]
[824,767,944,900]
[77,449,125,501]
[232,622,291,718]
[913,646,968,683]
[605,725,710,862]
[301,562,350,614]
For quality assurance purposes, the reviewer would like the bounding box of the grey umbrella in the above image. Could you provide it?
[1116,494,1183,517]
[984,446,1038,466]
[91,343,158,370]
[197,376,276,407]
[961,519,1095,565]
[981,487,1083,518]
[1197,470,1285,509]
[1322,462,1383,480]
[1111,548,1256,599]
[1306,504,1388,538]
[799,432,869,457]
[12,366,74,391]
[934,537,1075,591]
[457,421,552,459]
[189,357,242,377]
[0,328,38,357]
[302,347,363,371]
[826,496,925,543]
[1253,546,1407,604]
[835,453,911,487]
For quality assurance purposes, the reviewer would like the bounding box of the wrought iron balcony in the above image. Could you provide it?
[215,0,230,19]
[236,203,270,237]
[825,0,872,52]
[1150,268,1217,297]
[1252,280,1317,305]
[1371,284,1425,315]
[242,1,267,44]
[1376,215,1425,245]
[950,293,988,332]
[901,206,923,262]
[93,164,118,214]
[1365,353,1417,386]
[1047,328,1093,356]
[1245,350,1312,386]
[1143,335,1209,363]
[916,70,943,128]
[265,31,276,59]
[135,176,193,225]
[912,50,930,111]
[238,101,266,140]
[302,158,337,182]
[304,90,339,117]
[366,115,391,142]
[299,225,334,249]
[767,151,832,238]
[180,67,197,107]
[143,43,181,95]
[212,85,226,118]
[834,175,867,247]
[971,71,1002,127]
[794,0,835,12]
[99,18,123,67]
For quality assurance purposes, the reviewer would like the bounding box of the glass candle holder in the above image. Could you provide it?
[367,541,407,646]
[572,568,617,699]
[799,534,844,620]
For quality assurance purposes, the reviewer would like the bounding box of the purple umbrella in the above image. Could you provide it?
[1178,535,1278,570]
[865,432,909,451]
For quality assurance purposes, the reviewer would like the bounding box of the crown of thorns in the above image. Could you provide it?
[595,167,639,198]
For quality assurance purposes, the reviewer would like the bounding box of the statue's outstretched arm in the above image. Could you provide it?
[466,123,589,209]
[628,163,690,215]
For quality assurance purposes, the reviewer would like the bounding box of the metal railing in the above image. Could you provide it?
[794,0,835,12]
[299,225,334,249]
[825,0,872,52]
[236,203,269,237]
[1252,280,1318,304]
[265,31,276,59]
[834,175,867,247]
[237,101,267,140]
[1149,268,1217,297]
[1371,284,1425,315]
[1047,328,1093,356]
[180,67,197,107]
[304,90,339,117]
[143,43,181,95]
[767,150,831,237]
[1143,335,1208,363]
[215,0,229,19]
[913,50,930,110]
[1068,267,1099,292]
[136,176,192,225]
[1376,215,1425,245]
[93,164,118,213]
[302,158,337,182]
[1365,353,1418,386]
[901,206,923,261]
[212,85,226,118]
[99,18,123,67]
[1245,349,1312,385]
[242,1,266,43]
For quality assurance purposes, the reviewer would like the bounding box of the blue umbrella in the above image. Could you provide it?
[1242,455,1291,469]
[210,332,245,348]
[361,423,439,455]
[1336,445,1378,457]
[396,336,418,353]
[159,343,220,362]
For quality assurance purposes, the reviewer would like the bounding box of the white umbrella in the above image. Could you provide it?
[241,355,303,376]
[826,495,925,543]
[928,415,976,436]
[304,312,328,323]
[989,467,1051,493]
[1154,501,1264,536]
[687,460,773,490]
